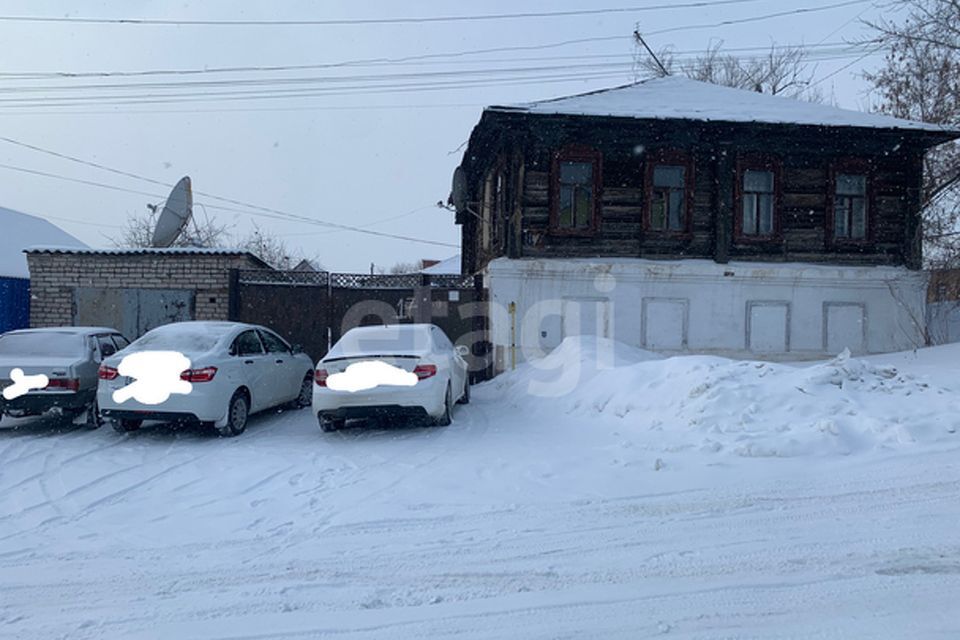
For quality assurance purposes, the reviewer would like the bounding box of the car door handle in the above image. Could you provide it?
[244,359,254,364]
[275,359,284,364]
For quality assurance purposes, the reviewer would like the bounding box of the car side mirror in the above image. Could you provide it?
[455,344,470,357]
[291,344,304,355]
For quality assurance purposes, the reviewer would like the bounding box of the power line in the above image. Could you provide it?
[0,142,459,248]
[644,0,874,38]
[0,61,643,94]
[0,70,636,109]
[0,1,777,27]
[0,41,872,81]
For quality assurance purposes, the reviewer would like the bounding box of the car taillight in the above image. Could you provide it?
[314,369,328,387]
[98,365,119,380]
[413,364,437,380]
[180,367,218,383]
[47,378,80,392]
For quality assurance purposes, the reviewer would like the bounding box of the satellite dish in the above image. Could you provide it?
[450,166,468,213]
[151,176,193,248]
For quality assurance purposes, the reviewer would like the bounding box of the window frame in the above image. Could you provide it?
[734,154,783,244]
[827,158,874,247]
[644,149,695,237]
[549,145,602,236]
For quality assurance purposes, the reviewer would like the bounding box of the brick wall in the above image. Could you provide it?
[26,252,263,328]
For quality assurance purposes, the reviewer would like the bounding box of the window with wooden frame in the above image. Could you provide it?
[828,159,872,244]
[645,150,693,234]
[551,146,601,234]
[735,155,781,241]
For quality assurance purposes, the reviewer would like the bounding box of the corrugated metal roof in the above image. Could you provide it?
[24,246,255,256]
[23,246,273,270]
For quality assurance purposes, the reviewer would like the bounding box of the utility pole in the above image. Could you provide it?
[633,28,669,76]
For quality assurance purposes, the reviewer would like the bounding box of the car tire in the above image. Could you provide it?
[113,418,142,433]
[84,398,103,429]
[456,378,470,405]
[319,415,344,433]
[434,383,453,427]
[218,391,249,437]
[295,373,313,409]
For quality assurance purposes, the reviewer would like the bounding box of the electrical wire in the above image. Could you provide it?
[0,1,782,27]
[0,150,459,248]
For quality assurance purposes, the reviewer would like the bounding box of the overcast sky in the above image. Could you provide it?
[0,0,899,272]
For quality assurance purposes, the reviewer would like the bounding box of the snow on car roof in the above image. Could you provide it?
[490,76,960,135]
[125,321,244,354]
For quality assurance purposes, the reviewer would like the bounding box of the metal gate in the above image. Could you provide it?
[73,287,195,339]
[230,270,491,380]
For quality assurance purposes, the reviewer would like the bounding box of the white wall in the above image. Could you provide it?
[486,258,928,369]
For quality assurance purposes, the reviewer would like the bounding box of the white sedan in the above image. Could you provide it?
[97,321,314,436]
[312,324,470,432]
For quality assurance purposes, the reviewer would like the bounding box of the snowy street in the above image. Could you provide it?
[2,343,960,639]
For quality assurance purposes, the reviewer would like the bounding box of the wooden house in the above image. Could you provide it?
[449,77,960,369]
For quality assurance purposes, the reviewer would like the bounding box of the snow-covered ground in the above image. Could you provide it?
[2,340,960,639]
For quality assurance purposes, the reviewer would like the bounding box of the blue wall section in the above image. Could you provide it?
[0,277,30,333]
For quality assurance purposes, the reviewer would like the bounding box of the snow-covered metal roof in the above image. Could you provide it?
[25,246,255,257]
[490,76,960,135]
[23,246,272,269]
[0,207,87,279]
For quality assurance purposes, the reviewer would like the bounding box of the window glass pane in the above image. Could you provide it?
[836,174,866,196]
[653,165,685,188]
[851,198,867,239]
[560,161,593,185]
[234,331,264,356]
[650,193,666,230]
[559,187,574,227]
[574,188,593,228]
[742,194,758,235]
[835,202,849,238]
[259,330,289,353]
[668,191,684,230]
[744,169,774,193]
[758,194,774,234]
[0,332,85,357]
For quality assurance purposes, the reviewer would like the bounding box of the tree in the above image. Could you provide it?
[111,204,230,249]
[112,206,316,270]
[237,224,297,270]
[635,39,824,102]
[865,0,960,266]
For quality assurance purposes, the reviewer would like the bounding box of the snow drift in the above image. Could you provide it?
[488,336,960,457]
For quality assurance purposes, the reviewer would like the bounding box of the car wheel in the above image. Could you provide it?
[434,383,453,427]
[84,398,103,429]
[113,418,142,433]
[318,415,344,433]
[218,391,249,437]
[295,373,313,409]
[456,378,470,405]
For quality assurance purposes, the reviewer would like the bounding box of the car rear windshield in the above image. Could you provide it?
[329,326,433,357]
[0,332,85,357]
[126,325,230,353]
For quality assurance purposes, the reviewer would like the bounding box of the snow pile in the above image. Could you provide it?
[490,337,960,457]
